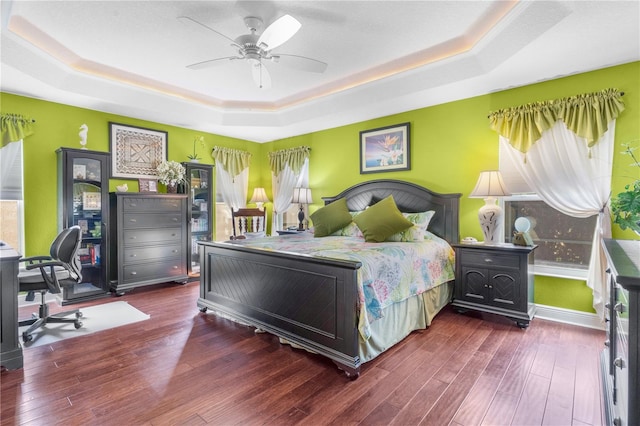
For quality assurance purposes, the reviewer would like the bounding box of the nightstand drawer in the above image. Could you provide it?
[459,250,520,269]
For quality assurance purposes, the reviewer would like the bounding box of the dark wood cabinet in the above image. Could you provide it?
[601,239,639,426]
[109,193,188,294]
[56,148,110,304]
[0,244,23,370]
[452,242,536,328]
[179,163,213,279]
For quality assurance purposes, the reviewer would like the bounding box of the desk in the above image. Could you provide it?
[0,242,23,370]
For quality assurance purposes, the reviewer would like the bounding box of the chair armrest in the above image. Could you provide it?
[19,255,53,264]
[24,260,65,271]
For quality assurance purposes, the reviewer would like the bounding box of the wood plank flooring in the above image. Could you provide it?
[1,281,605,425]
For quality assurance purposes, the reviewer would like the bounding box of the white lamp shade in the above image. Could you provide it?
[291,187,313,204]
[250,187,269,204]
[469,171,510,198]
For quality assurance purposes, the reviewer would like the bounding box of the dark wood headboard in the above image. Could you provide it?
[322,179,461,244]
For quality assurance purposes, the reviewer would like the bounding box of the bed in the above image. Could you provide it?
[197,179,461,378]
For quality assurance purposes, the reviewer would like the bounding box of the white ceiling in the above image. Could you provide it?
[1,0,638,143]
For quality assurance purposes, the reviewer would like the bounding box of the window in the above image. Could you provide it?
[503,196,596,278]
[500,143,597,279]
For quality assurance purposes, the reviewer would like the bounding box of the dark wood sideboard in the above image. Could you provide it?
[601,239,639,426]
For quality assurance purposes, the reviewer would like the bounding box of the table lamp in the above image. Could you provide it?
[291,187,313,230]
[469,171,510,244]
[249,187,269,210]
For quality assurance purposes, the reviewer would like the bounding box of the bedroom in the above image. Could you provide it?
[1,1,639,424]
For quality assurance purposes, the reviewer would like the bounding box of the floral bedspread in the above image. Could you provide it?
[227,232,455,340]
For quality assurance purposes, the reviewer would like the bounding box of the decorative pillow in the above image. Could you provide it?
[386,210,435,242]
[310,198,353,237]
[353,195,413,242]
[331,211,364,237]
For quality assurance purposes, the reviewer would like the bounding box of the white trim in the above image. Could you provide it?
[533,264,589,280]
[534,304,604,330]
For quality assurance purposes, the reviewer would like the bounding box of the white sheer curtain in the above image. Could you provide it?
[269,146,310,234]
[500,121,615,319]
[271,160,308,233]
[212,147,251,210]
[0,140,23,200]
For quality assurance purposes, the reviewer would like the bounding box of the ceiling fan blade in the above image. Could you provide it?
[275,54,327,73]
[177,16,238,46]
[257,14,301,51]
[187,57,240,70]
[251,62,272,89]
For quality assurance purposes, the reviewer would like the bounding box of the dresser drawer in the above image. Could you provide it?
[122,244,182,264]
[122,228,183,245]
[122,213,182,229]
[459,249,520,269]
[121,261,186,284]
[122,197,183,212]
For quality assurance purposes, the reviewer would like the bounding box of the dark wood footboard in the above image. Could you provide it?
[197,241,363,377]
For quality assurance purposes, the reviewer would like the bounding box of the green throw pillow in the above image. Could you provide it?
[353,195,413,242]
[310,197,353,237]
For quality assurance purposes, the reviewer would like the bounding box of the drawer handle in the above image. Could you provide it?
[130,254,137,258]
[130,236,137,240]
[613,357,625,369]
[130,271,137,276]
[172,250,178,253]
[172,218,178,222]
[614,302,626,314]
[172,265,178,269]
[172,233,177,237]
[484,258,493,263]
[129,219,137,223]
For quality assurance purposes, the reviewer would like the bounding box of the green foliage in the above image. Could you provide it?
[611,143,640,233]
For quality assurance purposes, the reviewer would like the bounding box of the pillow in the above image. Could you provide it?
[310,198,353,237]
[353,195,413,242]
[386,210,435,242]
[331,211,364,237]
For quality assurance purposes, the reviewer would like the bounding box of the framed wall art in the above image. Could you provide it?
[138,179,158,193]
[110,122,167,179]
[359,122,411,174]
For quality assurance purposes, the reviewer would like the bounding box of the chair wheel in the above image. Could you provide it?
[74,321,83,329]
[76,312,83,318]
[22,333,33,343]
[199,307,207,313]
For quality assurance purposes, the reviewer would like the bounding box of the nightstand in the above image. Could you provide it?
[452,242,536,328]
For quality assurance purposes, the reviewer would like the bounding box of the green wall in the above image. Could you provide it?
[2,61,638,314]
[264,61,640,313]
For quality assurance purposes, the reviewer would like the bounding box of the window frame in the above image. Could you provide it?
[500,194,592,280]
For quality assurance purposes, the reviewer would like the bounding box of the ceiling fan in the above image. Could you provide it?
[178,14,328,89]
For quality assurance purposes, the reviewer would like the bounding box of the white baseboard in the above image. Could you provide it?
[535,304,605,330]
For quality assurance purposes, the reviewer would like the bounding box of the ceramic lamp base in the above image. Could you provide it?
[478,197,503,244]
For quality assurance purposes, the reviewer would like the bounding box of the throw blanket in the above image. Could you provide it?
[228,232,455,340]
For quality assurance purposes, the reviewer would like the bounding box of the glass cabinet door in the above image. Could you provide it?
[57,148,110,304]
[181,163,213,278]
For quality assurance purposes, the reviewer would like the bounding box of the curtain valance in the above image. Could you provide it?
[1,113,35,147]
[212,146,251,178]
[268,146,311,175]
[488,88,625,153]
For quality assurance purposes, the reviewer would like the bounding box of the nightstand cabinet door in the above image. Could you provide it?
[453,243,535,328]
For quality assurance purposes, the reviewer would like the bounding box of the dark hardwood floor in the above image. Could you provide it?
[2,281,605,425]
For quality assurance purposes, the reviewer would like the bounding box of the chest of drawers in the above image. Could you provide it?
[601,239,639,426]
[109,193,188,294]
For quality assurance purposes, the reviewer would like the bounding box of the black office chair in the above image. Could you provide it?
[18,226,84,343]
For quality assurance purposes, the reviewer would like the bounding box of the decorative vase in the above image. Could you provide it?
[189,159,200,163]
[167,183,177,193]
